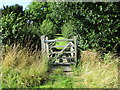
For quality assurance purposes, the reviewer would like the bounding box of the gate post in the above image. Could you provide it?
[41,35,46,54]
[74,36,77,64]
[45,36,49,59]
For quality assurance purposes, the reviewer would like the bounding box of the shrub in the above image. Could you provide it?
[40,19,57,38]
[61,20,78,38]
[49,2,120,52]
[1,12,42,50]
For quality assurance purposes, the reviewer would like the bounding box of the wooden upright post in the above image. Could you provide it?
[41,35,45,54]
[46,36,49,59]
[74,36,77,64]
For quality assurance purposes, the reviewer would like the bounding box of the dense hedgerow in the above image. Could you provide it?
[1,2,120,52]
[1,12,42,50]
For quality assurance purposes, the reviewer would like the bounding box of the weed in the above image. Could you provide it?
[1,46,118,88]
[52,68,64,75]
[73,50,118,88]
[1,45,48,88]
[40,75,73,88]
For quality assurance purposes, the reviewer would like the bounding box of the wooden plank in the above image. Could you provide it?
[70,42,74,57]
[52,62,71,66]
[44,39,74,42]
[51,62,76,66]
[41,35,46,54]
[51,42,71,62]
[46,36,49,59]
[74,36,77,64]
[57,57,75,59]
[50,45,75,48]
[52,42,71,61]
[41,35,77,66]
[44,40,56,42]
[51,51,75,54]
[41,36,43,52]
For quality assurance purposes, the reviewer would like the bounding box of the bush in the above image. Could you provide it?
[40,19,57,38]
[1,12,42,50]
[61,20,78,38]
[48,2,120,52]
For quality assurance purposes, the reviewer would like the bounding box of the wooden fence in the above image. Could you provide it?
[41,35,77,65]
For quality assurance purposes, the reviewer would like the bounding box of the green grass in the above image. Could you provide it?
[39,75,73,88]
[1,45,48,88]
[0,46,119,88]
[55,37,68,49]
[39,50,118,88]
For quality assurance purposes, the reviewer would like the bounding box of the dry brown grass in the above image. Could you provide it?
[80,50,100,65]
[1,45,48,88]
[73,50,118,88]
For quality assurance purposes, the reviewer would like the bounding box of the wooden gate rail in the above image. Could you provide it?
[44,39,74,42]
[50,51,75,54]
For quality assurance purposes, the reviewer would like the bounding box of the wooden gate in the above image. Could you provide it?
[41,35,77,65]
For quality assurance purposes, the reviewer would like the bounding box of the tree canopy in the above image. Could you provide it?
[2,4,24,17]
[1,2,120,52]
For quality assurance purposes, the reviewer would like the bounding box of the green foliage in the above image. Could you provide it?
[1,12,41,50]
[40,75,73,88]
[55,37,68,49]
[2,4,23,17]
[52,68,64,75]
[49,2,120,52]
[2,68,27,88]
[61,20,78,38]
[25,2,49,24]
[1,2,119,88]
[1,46,48,88]
[40,19,57,37]
[1,46,118,88]
[1,12,24,45]
[39,51,118,88]
[1,2,120,52]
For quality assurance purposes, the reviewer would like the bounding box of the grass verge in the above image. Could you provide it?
[0,47,118,88]
[1,45,48,88]
[40,50,118,88]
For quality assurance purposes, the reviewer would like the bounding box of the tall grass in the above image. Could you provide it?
[0,45,118,88]
[73,50,118,88]
[1,45,48,88]
[35,50,119,88]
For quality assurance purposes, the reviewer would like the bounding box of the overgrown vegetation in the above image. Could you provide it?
[0,47,118,88]
[74,50,118,88]
[0,2,120,52]
[0,1,119,88]
[1,45,48,88]
[39,50,118,88]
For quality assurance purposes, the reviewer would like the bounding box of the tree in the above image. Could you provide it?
[40,19,57,38]
[1,1,120,52]
[25,2,50,24]
[47,2,120,51]
[2,4,24,17]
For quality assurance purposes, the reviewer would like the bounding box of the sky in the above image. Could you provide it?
[0,0,119,10]
[0,0,32,10]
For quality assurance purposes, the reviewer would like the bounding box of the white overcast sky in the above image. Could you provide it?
[0,0,32,10]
